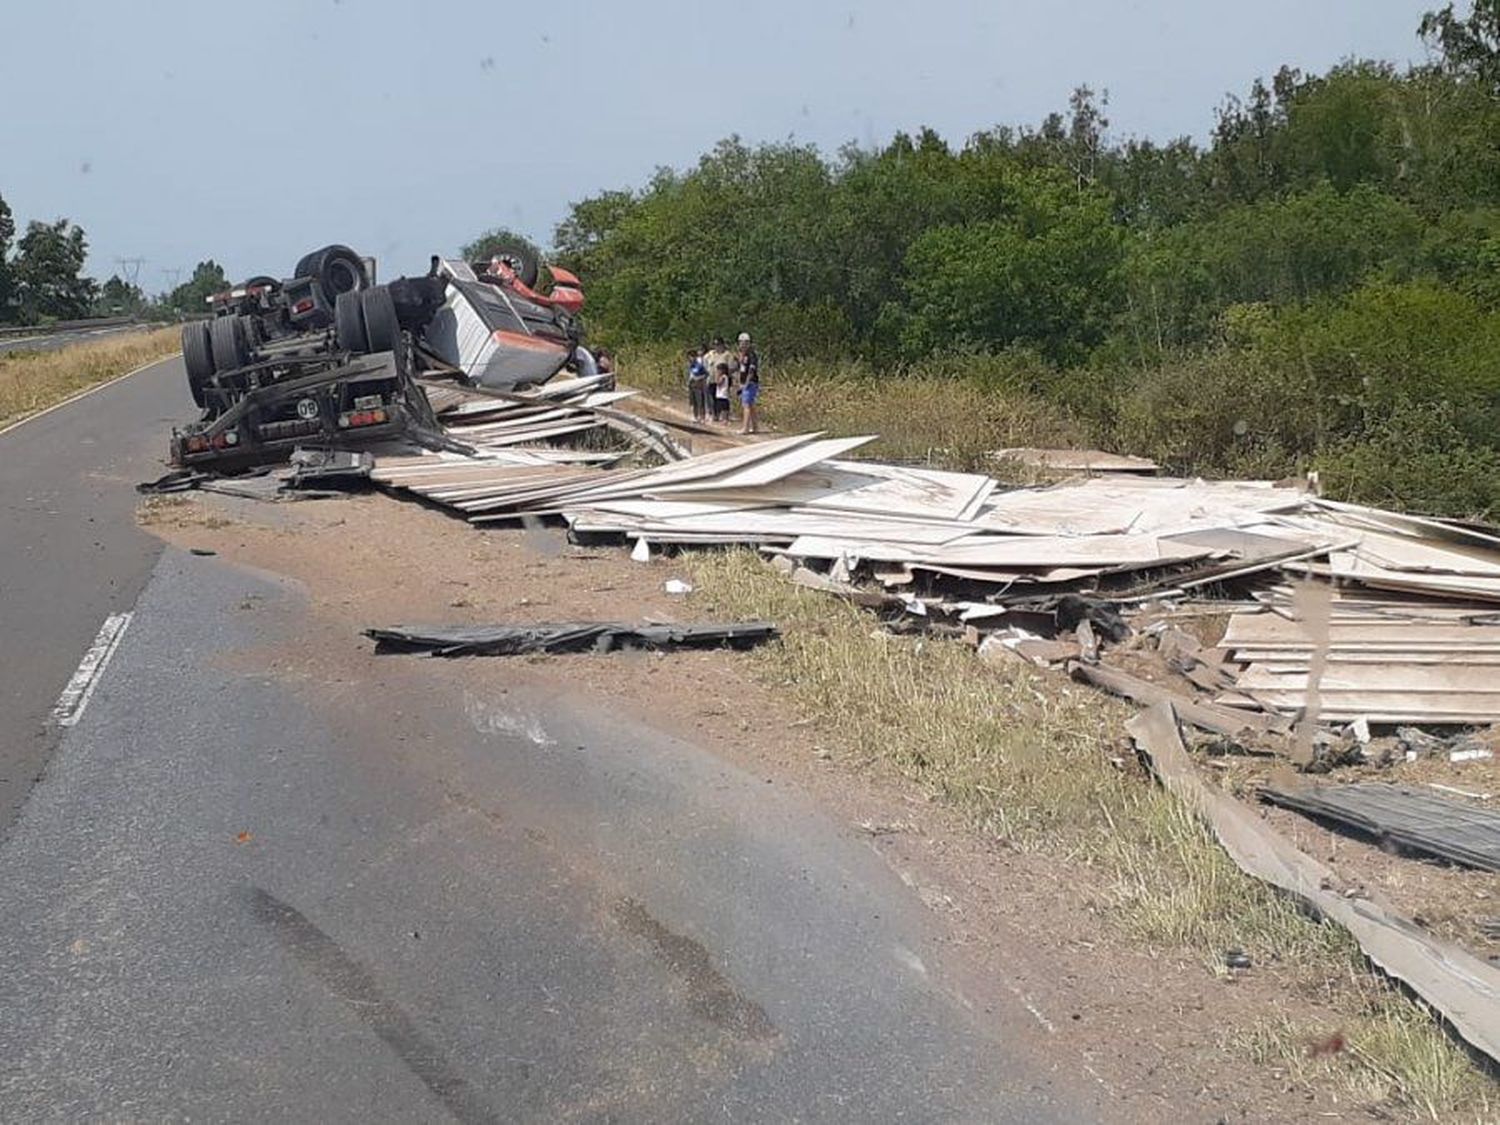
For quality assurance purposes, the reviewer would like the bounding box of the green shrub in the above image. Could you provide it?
[1317,400,1500,518]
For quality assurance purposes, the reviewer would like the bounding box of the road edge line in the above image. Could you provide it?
[51,612,134,728]
[0,351,183,439]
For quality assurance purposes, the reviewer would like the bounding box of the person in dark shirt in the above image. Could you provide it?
[736,332,761,433]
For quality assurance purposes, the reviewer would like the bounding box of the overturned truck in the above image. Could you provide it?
[172,242,598,471]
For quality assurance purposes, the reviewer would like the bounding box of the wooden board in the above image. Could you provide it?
[1223,689,1500,720]
[1223,614,1500,647]
[653,461,996,525]
[569,508,979,545]
[645,436,878,494]
[975,477,1309,537]
[1235,664,1500,692]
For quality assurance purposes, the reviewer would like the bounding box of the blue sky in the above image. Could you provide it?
[0,0,1437,292]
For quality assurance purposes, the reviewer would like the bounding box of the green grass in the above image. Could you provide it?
[685,548,1495,1118]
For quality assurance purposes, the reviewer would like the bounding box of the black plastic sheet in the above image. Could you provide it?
[365,621,778,656]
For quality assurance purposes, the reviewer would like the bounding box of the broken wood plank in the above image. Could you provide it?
[1068,661,1287,738]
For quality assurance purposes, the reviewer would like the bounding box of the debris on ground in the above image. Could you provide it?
[364,620,777,656]
[1260,782,1500,872]
[1223,948,1253,970]
[288,448,373,487]
[1128,702,1500,1067]
[138,459,352,502]
[366,418,1500,741]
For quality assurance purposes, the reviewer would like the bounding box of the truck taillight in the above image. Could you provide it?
[338,408,388,429]
[292,298,314,314]
[184,430,238,454]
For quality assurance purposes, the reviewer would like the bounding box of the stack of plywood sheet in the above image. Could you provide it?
[1217,609,1500,723]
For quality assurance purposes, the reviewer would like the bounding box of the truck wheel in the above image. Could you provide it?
[361,285,400,352]
[335,289,369,353]
[294,244,368,305]
[210,315,249,373]
[292,246,327,280]
[475,244,540,287]
[182,321,214,407]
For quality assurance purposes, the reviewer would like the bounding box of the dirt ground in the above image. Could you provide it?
[138,485,1472,1120]
[1211,747,1500,957]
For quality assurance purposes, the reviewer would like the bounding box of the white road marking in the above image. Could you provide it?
[51,612,133,727]
[0,351,181,439]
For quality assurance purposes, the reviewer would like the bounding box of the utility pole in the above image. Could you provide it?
[160,267,183,291]
[115,257,145,287]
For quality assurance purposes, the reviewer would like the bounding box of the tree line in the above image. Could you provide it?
[0,192,233,325]
[553,2,1500,516]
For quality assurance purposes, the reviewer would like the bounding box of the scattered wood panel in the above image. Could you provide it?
[1128,703,1500,1067]
[1234,663,1500,693]
[644,436,878,494]
[1223,614,1500,648]
[664,460,997,525]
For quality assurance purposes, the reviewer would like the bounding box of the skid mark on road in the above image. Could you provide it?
[612,897,779,1043]
[50,612,132,728]
[247,887,499,1125]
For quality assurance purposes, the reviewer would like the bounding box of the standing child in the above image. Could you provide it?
[713,362,732,423]
[686,346,708,421]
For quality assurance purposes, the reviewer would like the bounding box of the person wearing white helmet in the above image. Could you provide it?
[736,331,761,434]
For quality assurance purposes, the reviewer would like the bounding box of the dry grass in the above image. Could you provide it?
[1242,998,1496,1121]
[619,343,1086,471]
[684,548,1495,1118]
[0,327,181,428]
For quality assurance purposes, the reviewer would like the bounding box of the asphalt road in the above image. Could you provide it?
[0,353,182,830]
[0,363,1108,1121]
[0,322,148,356]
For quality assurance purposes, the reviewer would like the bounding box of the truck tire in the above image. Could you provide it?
[182,321,214,407]
[361,285,400,352]
[335,289,369,353]
[293,244,367,306]
[473,244,540,288]
[292,246,327,280]
[209,315,249,374]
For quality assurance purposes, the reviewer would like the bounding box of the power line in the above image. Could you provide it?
[114,257,145,287]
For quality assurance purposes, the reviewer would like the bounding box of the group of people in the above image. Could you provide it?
[686,332,760,434]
